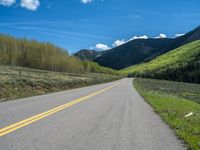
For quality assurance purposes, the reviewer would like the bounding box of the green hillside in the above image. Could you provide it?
[122,40,200,83]
[0,34,119,75]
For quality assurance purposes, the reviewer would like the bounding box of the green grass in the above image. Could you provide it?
[0,65,121,102]
[133,78,200,150]
[133,78,200,103]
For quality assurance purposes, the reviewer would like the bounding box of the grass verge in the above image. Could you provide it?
[0,65,121,102]
[133,78,200,150]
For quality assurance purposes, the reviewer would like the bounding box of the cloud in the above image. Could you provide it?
[111,35,148,48]
[175,33,185,37]
[112,39,126,47]
[37,31,77,41]
[94,32,182,50]
[21,0,40,11]
[0,0,40,10]
[132,35,148,40]
[81,0,93,4]
[81,0,104,4]
[0,0,16,6]
[96,43,111,50]
[155,33,167,39]
[10,26,111,40]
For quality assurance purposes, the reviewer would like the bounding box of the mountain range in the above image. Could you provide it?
[75,26,200,70]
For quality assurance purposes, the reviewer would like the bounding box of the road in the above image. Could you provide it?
[0,79,185,150]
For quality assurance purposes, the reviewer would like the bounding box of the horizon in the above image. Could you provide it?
[0,0,200,53]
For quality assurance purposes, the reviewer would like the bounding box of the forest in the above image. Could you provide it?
[0,34,118,75]
[122,40,200,83]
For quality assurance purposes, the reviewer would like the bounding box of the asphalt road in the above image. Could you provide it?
[0,78,185,150]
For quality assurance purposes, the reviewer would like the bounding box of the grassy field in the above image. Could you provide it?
[133,78,200,150]
[0,65,121,102]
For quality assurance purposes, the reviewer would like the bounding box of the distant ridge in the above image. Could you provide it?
[75,26,200,70]
[75,49,104,61]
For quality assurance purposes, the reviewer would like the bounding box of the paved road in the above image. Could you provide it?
[0,79,185,150]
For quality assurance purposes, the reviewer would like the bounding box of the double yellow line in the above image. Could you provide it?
[0,84,116,137]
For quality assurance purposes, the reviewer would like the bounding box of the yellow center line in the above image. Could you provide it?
[0,84,116,137]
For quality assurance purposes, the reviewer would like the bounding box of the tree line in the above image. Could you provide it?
[0,34,118,75]
[128,59,200,83]
[126,40,200,84]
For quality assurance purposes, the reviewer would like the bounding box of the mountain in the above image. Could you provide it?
[121,40,200,83]
[75,26,200,70]
[74,49,104,61]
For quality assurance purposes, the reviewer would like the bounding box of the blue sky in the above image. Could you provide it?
[0,0,200,53]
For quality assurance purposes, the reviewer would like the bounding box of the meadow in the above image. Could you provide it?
[0,65,121,102]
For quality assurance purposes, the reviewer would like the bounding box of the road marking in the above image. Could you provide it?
[0,84,116,137]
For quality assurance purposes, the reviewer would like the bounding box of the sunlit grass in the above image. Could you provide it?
[133,78,200,150]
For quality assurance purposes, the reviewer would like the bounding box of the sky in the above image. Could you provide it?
[0,0,200,53]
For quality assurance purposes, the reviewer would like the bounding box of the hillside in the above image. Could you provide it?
[0,34,119,75]
[74,49,104,61]
[122,40,200,83]
[75,26,200,70]
[0,65,121,102]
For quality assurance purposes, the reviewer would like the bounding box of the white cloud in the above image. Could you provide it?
[81,0,93,4]
[94,32,183,50]
[112,35,149,48]
[0,0,16,6]
[21,0,40,11]
[94,33,168,50]
[112,39,126,47]
[81,0,104,4]
[132,35,148,40]
[96,43,111,50]
[155,33,167,39]
[175,33,185,37]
